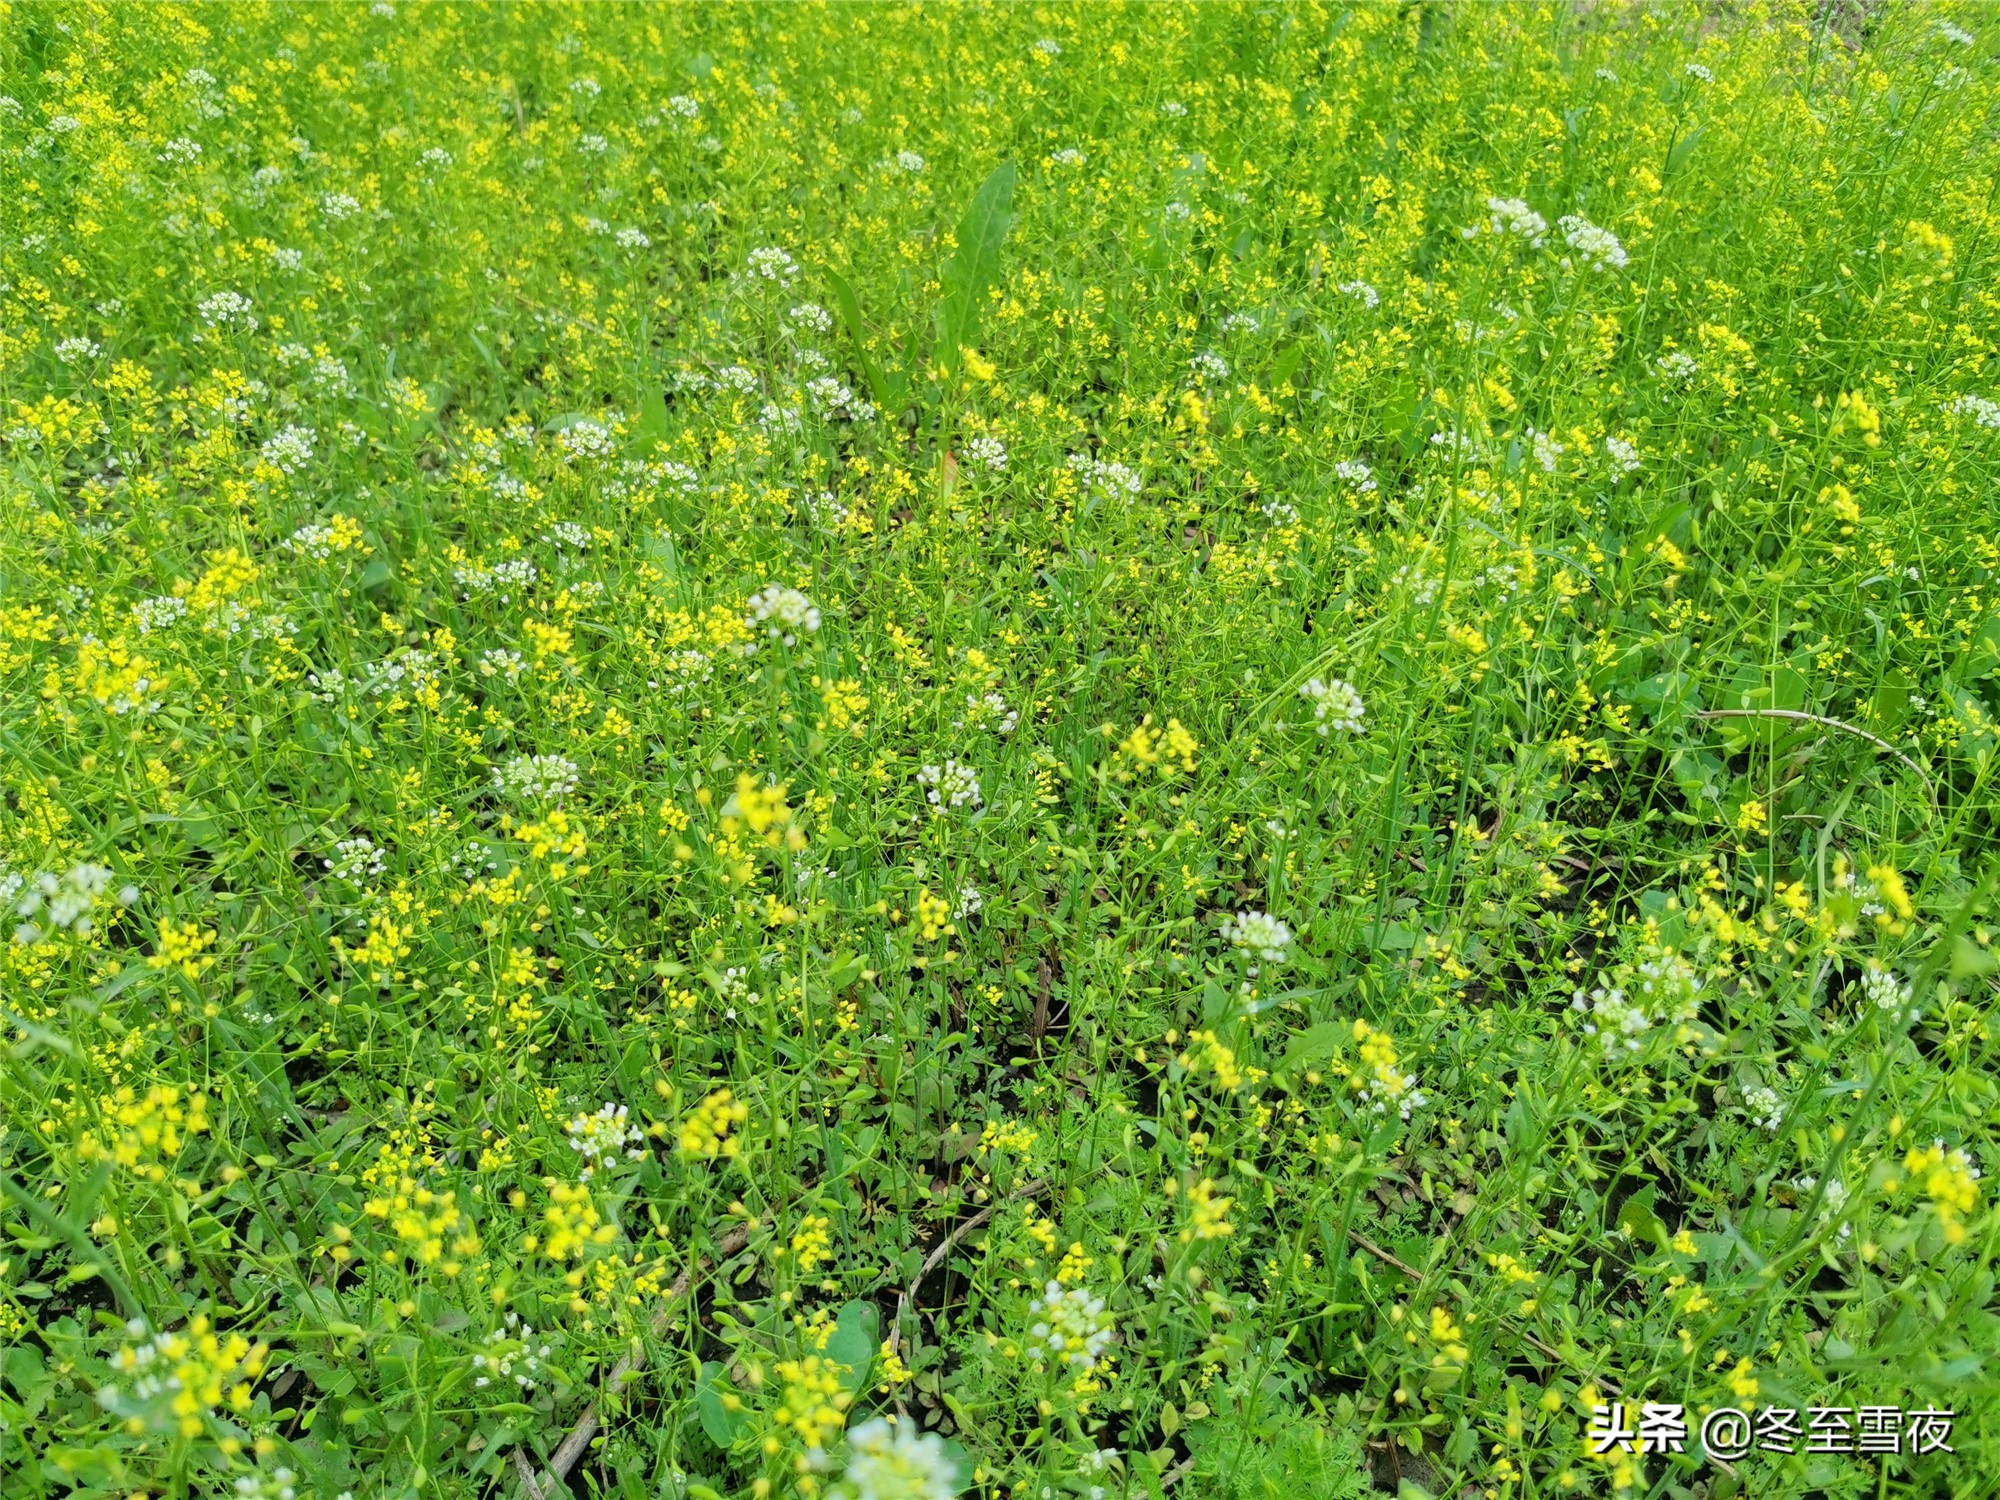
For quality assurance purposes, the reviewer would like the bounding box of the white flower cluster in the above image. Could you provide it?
[1066,453,1142,500]
[55,336,101,364]
[230,1466,297,1500]
[564,1102,645,1177]
[1024,1281,1114,1374]
[472,1314,551,1390]
[745,245,800,284]
[917,759,982,812]
[325,837,386,883]
[895,149,926,172]
[962,691,1019,735]
[542,520,593,550]
[1947,394,2000,430]
[493,753,580,803]
[1656,350,1698,383]
[1740,1084,1785,1134]
[11,863,136,945]
[132,595,190,633]
[1571,982,1653,1058]
[455,557,539,601]
[1223,909,1291,965]
[746,584,822,644]
[1559,214,1628,271]
[785,301,833,335]
[196,290,257,330]
[555,419,617,463]
[1333,458,1377,494]
[807,375,876,422]
[841,1416,960,1500]
[1529,427,1564,472]
[1188,351,1230,383]
[320,191,361,219]
[1484,196,1548,245]
[1861,962,1918,1025]
[1336,279,1380,308]
[965,434,1008,471]
[1606,435,1641,473]
[260,424,315,473]
[480,648,525,683]
[1049,147,1086,167]
[1299,676,1365,735]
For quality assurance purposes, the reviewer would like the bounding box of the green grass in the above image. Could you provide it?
[2,3,1998,1498]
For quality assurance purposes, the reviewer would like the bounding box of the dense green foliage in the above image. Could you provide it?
[2,3,1999,1498]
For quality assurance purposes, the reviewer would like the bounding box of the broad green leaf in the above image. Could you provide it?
[936,160,1017,376]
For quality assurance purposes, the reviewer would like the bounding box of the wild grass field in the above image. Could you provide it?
[2,3,1998,1498]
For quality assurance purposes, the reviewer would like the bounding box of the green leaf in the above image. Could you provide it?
[826,267,898,414]
[826,1300,879,1392]
[1280,1021,1344,1075]
[936,160,1017,376]
[1665,122,1706,178]
[635,381,670,456]
[695,1361,749,1448]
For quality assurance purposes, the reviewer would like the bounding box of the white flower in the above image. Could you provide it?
[1333,458,1377,494]
[917,760,982,812]
[1261,499,1298,524]
[807,376,876,422]
[1938,20,1975,45]
[1486,196,1548,245]
[1299,677,1364,735]
[564,1102,645,1178]
[1656,349,1698,383]
[1049,147,1085,167]
[480,648,525,683]
[1188,352,1229,383]
[456,558,538,600]
[1606,435,1641,473]
[842,1416,960,1500]
[1161,100,1187,117]
[1947,394,2000,430]
[1336,279,1379,308]
[12,863,130,945]
[1066,453,1142,500]
[577,132,608,154]
[1741,1085,1785,1134]
[1025,1281,1113,1373]
[1223,909,1292,965]
[746,585,822,644]
[55,336,101,364]
[493,753,580,804]
[896,150,926,172]
[556,419,617,462]
[132,595,189,633]
[1033,37,1062,55]
[668,94,700,118]
[745,246,800,284]
[419,146,452,171]
[785,301,833,335]
[158,137,202,164]
[320,192,361,220]
[1529,427,1564,473]
[954,886,983,921]
[1685,62,1714,82]
[570,75,602,97]
[964,434,1007,471]
[325,838,386,883]
[196,290,257,330]
[1219,311,1260,334]
[615,226,651,249]
[1557,214,1628,271]
[260,424,315,474]
[1571,983,1651,1057]
[1862,962,1918,1025]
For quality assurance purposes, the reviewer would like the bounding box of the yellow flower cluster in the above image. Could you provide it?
[786,1213,833,1272]
[1899,1143,1982,1245]
[1179,1029,1244,1091]
[769,1354,852,1452]
[1179,1178,1235,1243]
[980,1118,1038,1155]
[147,919,217,980]
[358,1177,479,1274]
[677,1087,750,1159]
[105,1315,271,1438]
[914,887,955,942]
[1114,715,1198,778]
[529,1180,617,1261]
[77,1084,210,1181]
[722,774,805,849]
